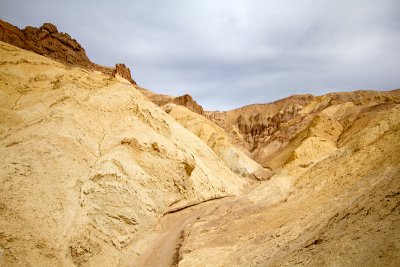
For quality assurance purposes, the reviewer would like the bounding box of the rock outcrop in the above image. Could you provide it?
[0,19,136,84]
[0,41,246,266]
[113,63,136,85]
[172,94,204,115]
[139,87,205,115]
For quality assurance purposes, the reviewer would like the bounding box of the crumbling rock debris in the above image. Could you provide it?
[40,23,58,34]
[184,160,196,176]
[251,167,274,181]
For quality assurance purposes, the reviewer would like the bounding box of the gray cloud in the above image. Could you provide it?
[1,0,399,110]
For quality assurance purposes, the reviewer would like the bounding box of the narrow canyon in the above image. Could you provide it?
[0,20,399,266]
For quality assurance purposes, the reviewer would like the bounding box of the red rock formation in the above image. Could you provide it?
[0,19,28,48]
[0,19,136,85]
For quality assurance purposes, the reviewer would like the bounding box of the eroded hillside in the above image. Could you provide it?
[163,103,273,180]
[135,82,400,266]
[176,94,400,267]
[206,90,400,169]
[0,41,249,266]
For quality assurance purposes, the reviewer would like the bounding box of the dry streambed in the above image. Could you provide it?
[133,179,291,267]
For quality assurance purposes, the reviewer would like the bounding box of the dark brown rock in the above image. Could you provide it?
[113,63,137,85]
[0,19,29,49]
[40,23,58,34]
[0,19,136,85]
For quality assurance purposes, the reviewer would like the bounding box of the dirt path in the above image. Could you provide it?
[134,195,239,267]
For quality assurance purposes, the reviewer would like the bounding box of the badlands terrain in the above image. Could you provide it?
[0,21,399,267]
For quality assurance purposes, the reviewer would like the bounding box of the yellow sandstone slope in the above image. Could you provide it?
[0,41,247,266]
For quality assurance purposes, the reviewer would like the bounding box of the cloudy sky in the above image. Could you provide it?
[1,0,399,110]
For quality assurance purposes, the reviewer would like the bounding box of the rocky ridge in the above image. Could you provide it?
[0,19,136,84]
[206,90,400,169]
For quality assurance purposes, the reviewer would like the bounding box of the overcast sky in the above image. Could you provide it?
[1,0,399,110]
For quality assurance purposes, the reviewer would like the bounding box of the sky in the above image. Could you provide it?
[1,0,399,110]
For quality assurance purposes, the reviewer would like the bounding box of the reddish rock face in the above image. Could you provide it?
[0,20,28,48]
[0,19,136,85]
[0,20,91,66]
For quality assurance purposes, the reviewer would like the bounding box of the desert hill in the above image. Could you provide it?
[205,90,400,170]
[0,41,252,266]
[132,75,399,175]
[177,96,400,266]
[0,19,399,267]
